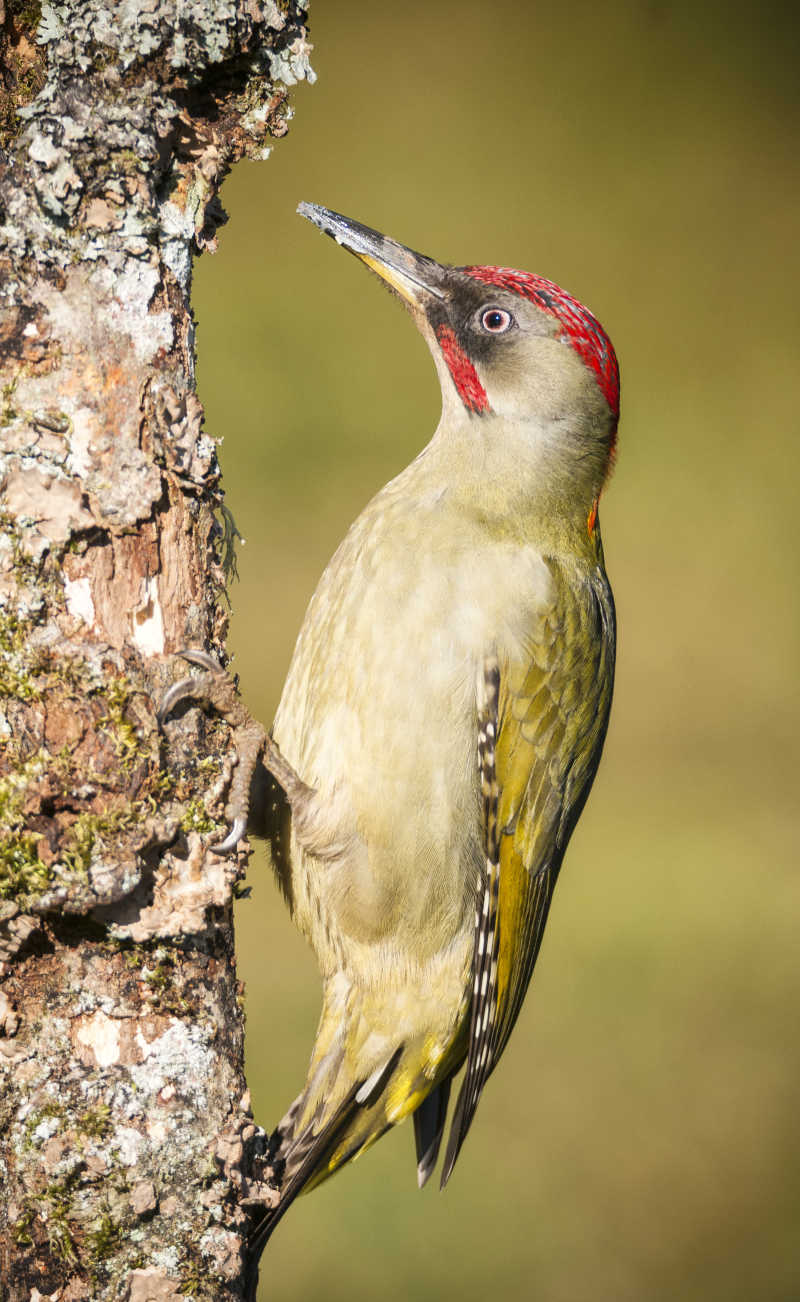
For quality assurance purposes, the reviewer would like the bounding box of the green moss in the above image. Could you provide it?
[61,806,136,878]
[0,607,42,701]
[41,1181,78,1262]
[98,675,143,769]
[143,768,175,815]
[11,1203,35,1247]
[16,1170,79,1262]
[0,502,61,618]
[8,0,43,26]
[143,953,171,993]
[136,947,193,1016]
[0,3,46,151]
[1,380,19,427]
[0,755,51,902]
[21,1098,65,1151]
[87,1210,119,1262]
[123,945,145,970]
[180,796,217,836]
[77,1102,112,1141]
[119,939,167,973]
[0,829,50,899]
[15,1099,125,1271]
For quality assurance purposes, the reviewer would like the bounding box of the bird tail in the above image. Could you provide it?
[412,1077,452,1188]
[244,967,471,1297]
[245,1018,466,1296]
[244,1045,402,1299]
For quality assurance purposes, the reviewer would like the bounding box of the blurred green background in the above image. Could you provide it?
[193,2,800,1298]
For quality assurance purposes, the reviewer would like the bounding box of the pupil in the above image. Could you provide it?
[485,311,504,330]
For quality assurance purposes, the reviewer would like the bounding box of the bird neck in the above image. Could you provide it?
[414,410,608,561]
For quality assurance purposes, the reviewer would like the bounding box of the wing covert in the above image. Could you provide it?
[441,562,615,1185]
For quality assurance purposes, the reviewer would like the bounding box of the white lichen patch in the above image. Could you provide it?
[94,259,174,364]
[98,1076,146,1125]
[37,1,66,43]
[132,1019,213,1111]
[28,130,60,169]
[112,1124,147,1168]
[158,198,201,287]
[199,1226,243,1281]
[268,34,317,86]
[31,1114,61,1144]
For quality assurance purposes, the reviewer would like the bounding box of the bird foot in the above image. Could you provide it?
[159,649,310,854]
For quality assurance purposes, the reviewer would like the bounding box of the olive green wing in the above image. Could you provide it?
[440,566,615,1185]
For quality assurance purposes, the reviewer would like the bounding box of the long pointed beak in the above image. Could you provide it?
[297,202,448,307]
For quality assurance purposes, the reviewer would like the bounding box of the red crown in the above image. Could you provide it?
[464,266,620,423]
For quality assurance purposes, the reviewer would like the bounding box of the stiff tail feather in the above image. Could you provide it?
[245,1048,402,1300]
[413,1078,452,1188]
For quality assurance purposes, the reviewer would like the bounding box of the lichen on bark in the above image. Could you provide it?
[0,2,313,1297]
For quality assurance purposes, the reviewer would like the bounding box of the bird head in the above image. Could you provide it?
[298,203,619,537]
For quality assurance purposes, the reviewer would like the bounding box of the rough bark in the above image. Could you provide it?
[0,2,313,1297]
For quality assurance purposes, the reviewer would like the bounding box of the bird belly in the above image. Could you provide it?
[271,498,551,979]
[285,626,481,966]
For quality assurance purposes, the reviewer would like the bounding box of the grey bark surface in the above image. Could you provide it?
[0,2,313,1297]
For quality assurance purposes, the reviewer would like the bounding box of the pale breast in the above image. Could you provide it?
[273,483,553,962]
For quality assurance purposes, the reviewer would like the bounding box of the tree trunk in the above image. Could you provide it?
[0,3,313,1297]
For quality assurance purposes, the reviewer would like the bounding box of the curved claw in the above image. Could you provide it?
[158,649,255,857]
[211,815,248,856]
[177,647,224,674]
[158,650,228,723]
[158,675,201,723]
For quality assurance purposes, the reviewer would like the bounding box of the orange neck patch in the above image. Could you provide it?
[587,498,599,537]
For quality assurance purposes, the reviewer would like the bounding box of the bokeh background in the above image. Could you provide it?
[193,2,800,1299]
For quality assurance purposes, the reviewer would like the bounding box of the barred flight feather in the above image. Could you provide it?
[440,656,502,1184]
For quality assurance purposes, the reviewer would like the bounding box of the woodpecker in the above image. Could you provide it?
[162,203,619,1280]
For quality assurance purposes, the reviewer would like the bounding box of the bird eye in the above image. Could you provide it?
[479,307,513,334]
